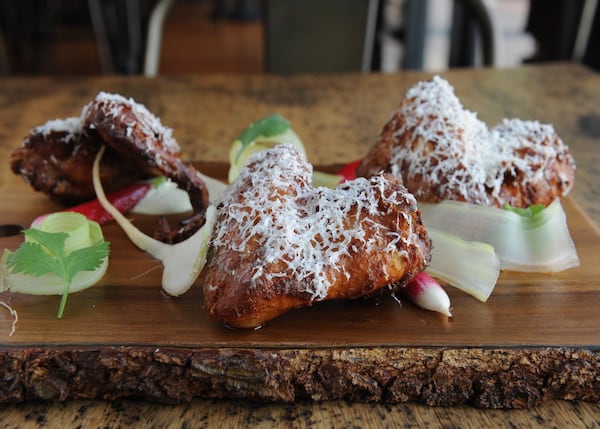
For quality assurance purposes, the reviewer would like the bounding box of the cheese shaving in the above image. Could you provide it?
[33,117,83,141]
[82,92,181,168]
[211,145,418,301]
[29,92,181,172]
[389,76,574,206]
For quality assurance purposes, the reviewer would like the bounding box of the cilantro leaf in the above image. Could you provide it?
[24,229,69,259]
[63,242,110,284]
[7,240,62,277]
[6,224,110,318]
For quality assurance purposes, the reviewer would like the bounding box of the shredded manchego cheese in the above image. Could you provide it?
[211,144,418,300]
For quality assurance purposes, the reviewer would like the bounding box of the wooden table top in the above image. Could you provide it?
[1,63,600,427]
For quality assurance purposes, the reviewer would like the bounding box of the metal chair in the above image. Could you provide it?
[263,0,380,73]
[143,0,177,77]
[140,0,495,76]
[262,0,495,73]
[448,0,495,68]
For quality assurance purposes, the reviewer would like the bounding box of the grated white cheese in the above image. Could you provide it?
[82,92,181,166]
[32,117,83,142]
[389,76,574,206]
[211,145,418,301]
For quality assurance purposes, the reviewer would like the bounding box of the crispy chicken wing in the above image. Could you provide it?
[200,145,431,329]
[357,76,576,208]
[10,117,146,205]
[11,92,210,242]
[82,92,209,216]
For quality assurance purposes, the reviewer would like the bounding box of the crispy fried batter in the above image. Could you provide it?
[200,145,431,329]
[357,76,576,208]
[82,92,209,215]
[10,117,147,205]
[11,92,210,242]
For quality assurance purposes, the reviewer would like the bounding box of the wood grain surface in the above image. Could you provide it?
[1,64,600,426]
[0,187,598,349]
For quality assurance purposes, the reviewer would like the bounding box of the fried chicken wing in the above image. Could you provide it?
[82,92,209,215]
[357,76,575,208]
[199,145,431,329]
[11,92,210,242]
[10,117,148,205]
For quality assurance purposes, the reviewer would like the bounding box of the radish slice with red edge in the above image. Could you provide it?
[32,183,152,227]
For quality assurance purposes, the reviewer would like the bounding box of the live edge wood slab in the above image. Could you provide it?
[0,64,599,409]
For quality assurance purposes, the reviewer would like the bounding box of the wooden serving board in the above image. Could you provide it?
[1,162,600,408]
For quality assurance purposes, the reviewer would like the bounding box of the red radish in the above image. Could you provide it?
[337,159,362,182]
[32,182,152,226]
[402,272,452,317]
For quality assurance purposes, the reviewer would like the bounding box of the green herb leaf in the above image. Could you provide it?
[503,203,546,218]
[7,225,110,318]
[152,176,167,188]
[234,114,290,163]
[61,242,110,284]
[25,229,69,259]
[7,240,62,277]
[8,229,69,277]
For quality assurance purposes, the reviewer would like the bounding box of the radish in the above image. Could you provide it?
[401,272,452,317]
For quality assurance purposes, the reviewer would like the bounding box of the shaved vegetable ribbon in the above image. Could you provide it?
[228,114,342,187]
[233,114,293,164]
[419,199,580,273]
[1,212,110,318]
[92,146,216,296]
[131,172,227,215]
[426,228,500,302]
[228,114,306,183]
[336,158,578,301]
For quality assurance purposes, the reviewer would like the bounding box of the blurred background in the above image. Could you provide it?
[0,0,597,76]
